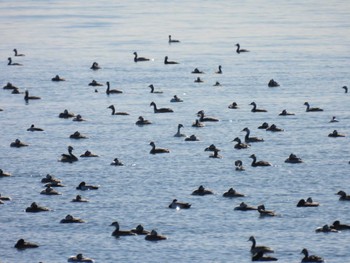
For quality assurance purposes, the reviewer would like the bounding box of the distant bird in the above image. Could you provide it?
[336,190,350,201]
[257,205,276,216]
[10,139,28,148]
[223,188,245,197]
[106,81,122,94]
[252,251,278,261]
[191,68,204,74]
[242,127,264,143]
[329,116,339,122]
[170,95,183,102]
[59,109,75,118]
[149,141,169,154]
[90,62,100,70]
[250,154,271,167]
[89,80,103,86]
[204,144,219,152]
[248,236,274,254]
[148,84,163,93]
[110,221,136,237]
[192,119,205,127]
[300,248,324,262]
[315,224,338,233]
[133,52,150,62]
[285,153,303,164]
[234,202,257,211]
[232,137,250,149]
[279,109,295,116]
[24,90,41,101]
[76,181,98,190]
[145,230,167,241]
[197,110,219,122]
[266,124,284,132]
[168,35,180,43]
[51,75,65,81]
[268,79,280,87]
[250,102,267,112]
[68,253,94,263]
[235,43,249,54]
[216,65,222,74]
[13,49,25,56]
[235,160,245,171]
[27,124,44,132]
[209,148,222,158]
[60,146,78,163]
[164,56,179,64]
[14,239,38,249]
[304,102,323,112]
[7,57,22,66]
[194,77,203,83]
[213,81,221,86]
[168,199,191,209]
[135,116,152,125]
[108,105,129,115]
[297,197,319,207]
[150,101,173,113]
[330,220,350,230]
[69,131,87,139]
[192,185,214,196]
[328,130,345,137]
[174,124,186,137]
[131,224,150,235]
[228,102,239,109]
[258,122,269,129]
[80,150,99,158]
[342,86,348,93]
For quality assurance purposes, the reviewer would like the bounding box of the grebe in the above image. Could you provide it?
[145,230,167,241]
[70,131,87,139]
[248,236,274,254]
[168,199,191,209]
[148,84,163,93]
[106,81,122,94]
[285,153,303,163]
[3,82,17,90]
[40,186,61,195]
[60,214,85,223]
[336,190,350,201]
[235,43,249,53]
[24,90,41,101]
[304,102,323,112]
[204,144,219,152]
[80,150,98,157]
[71,195,88,202]
[59,109,75,118]
[110,158,124,166]
[232,137,250,149]
[110,221,136,236]
[209,149,222,158]
[250,102,267,112]
[72,114,86,121]
[192,185,214,196]
[7,57,22,66]
[131,224,150,235]
[90,62,100,70]
[342,86,348,93]
[41,174,61,183]
[25,202,50,212]
[164,56,179,64]
[315,224,338,233]
[268,79,279,87]
[216,65,222,74]
[197,110,219,122]
[185,134,199,141]
[135,116,152,125]
[242,127,264,143]
[249,154,271,167]
[191,68,204,74]
[174,124,186,137]
[108,105,129,115]
[88,80,103,86]
[192,119,205,127]
[14,239,38,249]
[51,75,65,81]
[76,181,98,190]
[68,253,94,263]
[329,116,339,122]
[257,205,276,216]
[228,102,239,109]
[149,141,169,154]
[0,169,11,177]
[150,101,173,113]
[223,188,245,197]
[213,81,221,86]
[301,248,324,262]
[279,109,295,116]
[133,52,150,62]
[258,122,269,129]
[234,202,257,211]
[13,49,25,56]
[297,197,319,207]
[60,146,78,163]
[328,130,345,137]
[235,160,245,171]
[330,220,350,230]
[27,124,44,131]
[10,139,28,147]
[0,193,11,201]
[170,95,183,102]
[168,35,180,43]
[194,77,203,83]
[266,124,284,132]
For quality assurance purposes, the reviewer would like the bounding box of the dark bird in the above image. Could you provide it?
[27,124,44,132]
[149,141,169,154]
[148,84,163,93]
[252,251,278,261]
[24,90,41,101]
[108,105,129,115]
[342,86,348,93]
[192,185,214,196]
[150,101,173,113]
[248,236,274,254]
[300,248,324,262]
[268,79,279,87]
[164,56,179,64]
[216,65,222,74]
[197,110,219,122]
[257,205,276,216]
[232,137,250,149]
[145,230,167,241]
[304,102,323,112]
[136,116,152,125]
[250,102,267,112]
[168,199,191,209]
[168,35,180,43]
[242,127,264,143]
[106,81,122,94]
[336,190,350,201]
[133,52,150,62]
[13,49,25,56]
[14,239,38,249]
[250,154,271,167]
[235,43,249,54]
[60,146,78,163]
[8,57,22,66]
[110,221,136,236]
[90,62,100,70]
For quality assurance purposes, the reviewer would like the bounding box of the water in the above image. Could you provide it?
[1,0,350,262]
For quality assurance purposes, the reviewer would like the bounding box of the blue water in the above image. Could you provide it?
[1,1,349,262]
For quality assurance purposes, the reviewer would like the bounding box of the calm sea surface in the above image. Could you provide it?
[0,1,349,262]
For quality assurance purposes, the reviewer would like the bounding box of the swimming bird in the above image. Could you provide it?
[10,139,28,147]
[25,202,50,212]
[252,251,278,261]
[133,52,150,62]
[250,102,267,112]
[40,186,61,195]
[234,202,257,211]
[110,221,136,236]
[315,224,338,233]
[209,149,222,158]
[192,185,214,196]
[150,101,173,113]
[27,124,44,131]
[342,86,348,93]
[204,144,219,152]
[328,130,345,137]
[194,77,203,83]
[266,124,284,132]
[304,102,323,112]
[90,62,100,70]
[88,80,103,86]
[44,181,65,187]
[174,124,186,137]
[14,239,38,249]
[250,154,271,167]
[301,248,324,262]
[135,116,152,125]
[108,104,129,115]
[285,153,303,163]
[68,253,94,263]
[0,169,11,177]
[279,109,294,116]
[80,150,98,157]
[192,119,205,127]
[258,122,269,129]
[3,82,18,90]
[131,224,150,235]
[70,131,87,139]
[7,57,22,66]
[336,190,350,201]
[145,230,167,241]
[216,65,222,74]
[51,75,65,81]
[148,84,163,93]
[164,56,179,64]
[168,199,191,209]
[106,81,123,94]
[213,81,221,86]
[59,109,75,118]
[197,110,219,122]
[60,146,78,163]
[13,49,25,56]
[24,90,41,101]
[71,195,88,202]
[235,43,249,54]
[170,95,183,102]
[110,158,124,166]
[235,160,245,171]
[168,35,180,43]
[242,127,264,143]
[223,188,245,197]
[257,205,276,217]
[41,174,61,184]
[185,134,199,141]
[76,181,98,190]
[232,137,250,149]
[268,79,279,87]
[60,214,85,223]
[149,141,169,154]
[0,193,11,201]
[228,102,239,109]
[329,116,339,122]
[330,220,350,230]
[192,68,204,74]
[72,114,86,122]
[297,197,319,207]
[248,236,274,254]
